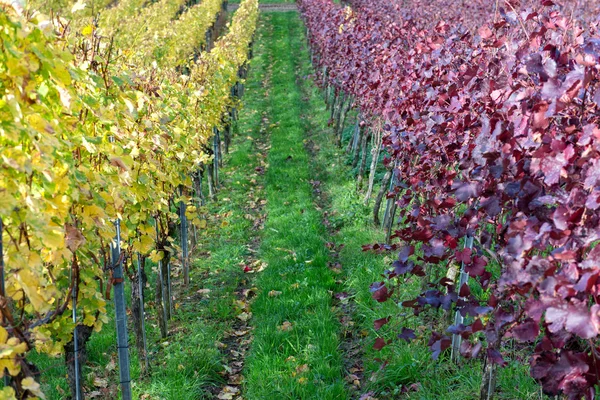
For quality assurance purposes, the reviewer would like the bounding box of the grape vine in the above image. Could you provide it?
[300,0,600,397]
[0,0,258,396]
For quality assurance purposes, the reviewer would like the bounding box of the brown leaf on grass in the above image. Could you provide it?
[278,321,293,331]
[296,364,310,374]
[268,290,282,297]
[93,377,108,388]
[237,312,252,322]
[105,359,116,372]
[217,386,240,400]
[346,374,361,387]
[228,374,243,385]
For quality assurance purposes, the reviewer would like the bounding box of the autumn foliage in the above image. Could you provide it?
[299,0,600,397]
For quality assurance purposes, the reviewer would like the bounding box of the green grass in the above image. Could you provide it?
[242,12,347,400]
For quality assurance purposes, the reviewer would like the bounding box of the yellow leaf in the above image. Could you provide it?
[84,313,96,326]
[21,377,45,399]
[0,387,16,400]
[82,25,93,36]
[41,228,64,250]
[133,235,154,255]
[149,250,164,263]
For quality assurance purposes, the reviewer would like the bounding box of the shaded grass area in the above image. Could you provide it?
[243,12,347,400]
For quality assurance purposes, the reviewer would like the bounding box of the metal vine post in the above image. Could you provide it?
[112,220,132,399]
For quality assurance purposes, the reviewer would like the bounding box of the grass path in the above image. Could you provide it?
[242,12,347,400]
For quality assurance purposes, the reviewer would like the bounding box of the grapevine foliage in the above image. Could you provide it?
[299,0,600,397]
[0,0,258,396]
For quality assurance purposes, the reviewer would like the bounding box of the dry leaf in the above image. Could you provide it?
[296,364,310,374]
[105,359,116,372]
[93,377,108,388]
[217,386,240,400]
[278,321,293,331]
[228,374,243,385]
[268,290,282,297]
[65,224,85,252]
[237,312,252,322]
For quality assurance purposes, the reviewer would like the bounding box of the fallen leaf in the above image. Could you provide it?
[217,386,240,400]
[268,290,282,297]
[237,312,252,322]
[93,377,108,388]
[296,364,310,374]
[278,321,293,331]
[105,359,116,372]
[228,374,243,385]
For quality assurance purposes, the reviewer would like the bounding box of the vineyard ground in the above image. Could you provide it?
[29,6,551,400]
[234,9,545,400]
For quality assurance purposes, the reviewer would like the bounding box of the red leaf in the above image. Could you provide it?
[459,283,471,297]
[455,248,472,264]
[374,317,390,331]
[373,337,387,351]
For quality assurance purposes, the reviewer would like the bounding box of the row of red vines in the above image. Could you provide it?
[299,0,600,397]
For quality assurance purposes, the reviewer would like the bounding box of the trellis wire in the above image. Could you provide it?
[111,220,132,399]
[451,235,474,363]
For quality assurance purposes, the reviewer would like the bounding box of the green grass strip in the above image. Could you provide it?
[243,12,347,400]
